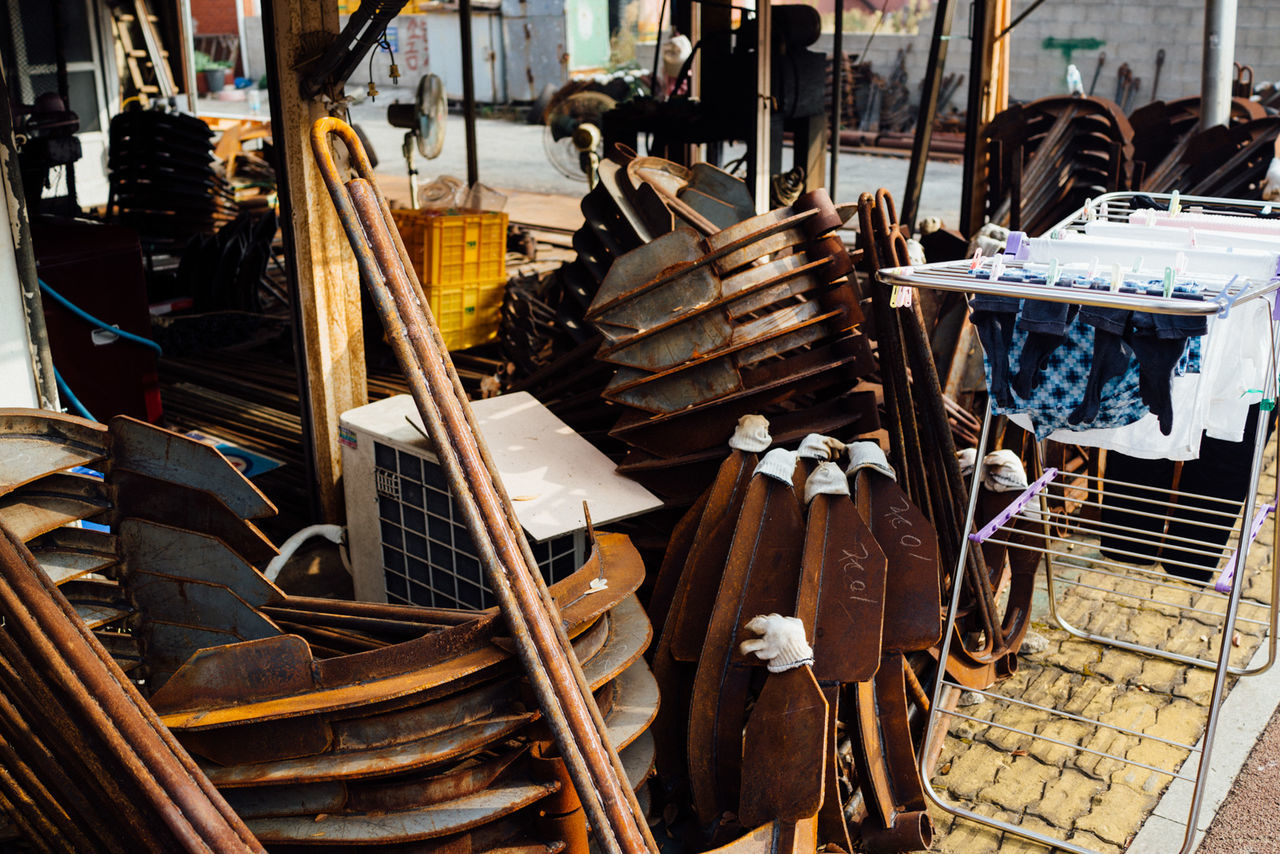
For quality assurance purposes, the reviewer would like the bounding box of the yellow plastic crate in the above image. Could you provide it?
[392,208,509,351]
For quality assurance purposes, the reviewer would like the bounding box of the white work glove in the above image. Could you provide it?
[1263,157,1280,202]
[981,449,1028,492]
[729,414,772,452]
[797,433,846,461]
[804,462,850,504]
[739,614,814,673]
[845,441,897,481]
[754,448,798,483]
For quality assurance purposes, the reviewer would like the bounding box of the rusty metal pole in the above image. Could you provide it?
[1200,0,1238,129]
[828,0,843,203]
[459,0,480,186]
[753,0,772,213]
[900,0,958,231]
[311,119,656,854]
[959,0,994,236]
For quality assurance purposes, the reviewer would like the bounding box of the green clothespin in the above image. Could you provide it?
[1163,267,1175,298]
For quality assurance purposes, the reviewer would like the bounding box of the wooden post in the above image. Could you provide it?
[263,0,367,522]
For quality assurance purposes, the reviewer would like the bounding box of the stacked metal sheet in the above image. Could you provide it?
[107,109,239,246]
[981,95,1136,236]
[585,188,880,502]
[0,409,660,851]
[1130,96,1280,197]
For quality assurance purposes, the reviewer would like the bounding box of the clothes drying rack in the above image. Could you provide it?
[878,191,1280,854]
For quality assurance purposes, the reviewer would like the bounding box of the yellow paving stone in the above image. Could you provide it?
[1127,608,1177,645]
[1066,828,1125,854]
[1174,668,1216,705]
[936,741,1008,800]
[1124,738,1192,778]
[933,816,1004,853]
[1054,639,1103,674]
[1075,728,1136,780]
[1075,785,1158,847]
[1019,666,1077,707]
[1061,678,1112,716]
[1075,681,1120,718]
[1097,690,1159,733]
[978,755,1059,812]
[1028,717,1093,767]
[1139,658,1185,692]
[1152,697,1211,744]
[1028,767,1103,827]
[1092,648,1145,684]
[1164,618,1216,657]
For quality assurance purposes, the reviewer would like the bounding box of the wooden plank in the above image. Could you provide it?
[266,0,367,521]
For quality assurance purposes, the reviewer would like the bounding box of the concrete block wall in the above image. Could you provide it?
[1002,0,1280,104]
[818,0,1280,119]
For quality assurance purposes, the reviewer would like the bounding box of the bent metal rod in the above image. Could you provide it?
[311,116,655,854]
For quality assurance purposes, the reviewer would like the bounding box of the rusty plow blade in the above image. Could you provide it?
[312,116,655,854]
[687,450,806,834]
[845,460,943,853]
[0,399,661,853]
[0,522,263,852]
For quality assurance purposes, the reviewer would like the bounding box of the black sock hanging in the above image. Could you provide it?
[1012,300,1079,399]
[968,294,1021,407]
[1125,312,1208,435]
[1068,306,1133,425]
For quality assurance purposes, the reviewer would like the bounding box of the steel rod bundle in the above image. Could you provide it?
[310,117,655,854]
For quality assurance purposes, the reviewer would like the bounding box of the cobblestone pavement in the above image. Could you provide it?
[927,443,1277,853]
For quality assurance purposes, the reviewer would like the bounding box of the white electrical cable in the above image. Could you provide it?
[263,524,349,582]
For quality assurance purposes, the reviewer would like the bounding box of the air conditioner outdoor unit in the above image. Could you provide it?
[340,391,662,608]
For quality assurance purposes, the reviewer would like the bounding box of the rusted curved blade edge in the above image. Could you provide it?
[155,534,645,731]
[244,777,559,844]
[0,409,108,498]
[0,473,111,543]
[222,747,527,819]
[108,416,275,520]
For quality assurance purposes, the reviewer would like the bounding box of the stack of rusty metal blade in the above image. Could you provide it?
[504,152,758,458]
[586,190,881,504]
[312,117,658,854]
[647,417,945,854]
[1129,96,1268,192]
[107,109,239,248]
[0,422,261,850]
[0,404,661,851]
[981,95,1135,236]
[1131,101,1280,198]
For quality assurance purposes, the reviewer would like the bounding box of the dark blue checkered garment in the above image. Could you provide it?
[982,312,1201,438]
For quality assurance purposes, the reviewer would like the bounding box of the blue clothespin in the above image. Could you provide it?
[1217,274,1245,317]
[1047,258,1061,286]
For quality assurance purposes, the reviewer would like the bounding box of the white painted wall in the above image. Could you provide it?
[0,154,40,409]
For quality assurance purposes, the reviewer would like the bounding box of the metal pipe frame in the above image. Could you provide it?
[912,191,1280,854]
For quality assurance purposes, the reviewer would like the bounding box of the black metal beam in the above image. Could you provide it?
[459,0,480,185]
[900,0,958,230]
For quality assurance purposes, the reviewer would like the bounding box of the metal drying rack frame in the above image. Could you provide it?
[881,191,1280,854]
